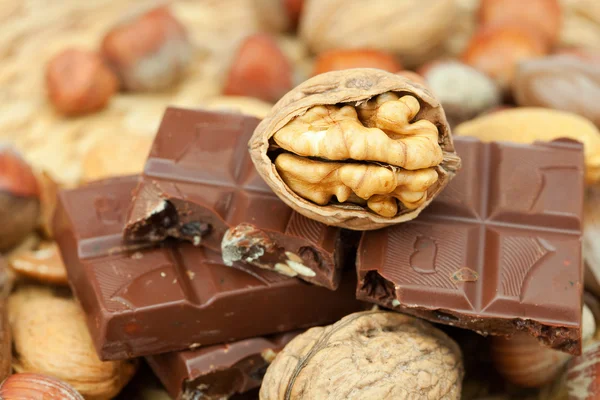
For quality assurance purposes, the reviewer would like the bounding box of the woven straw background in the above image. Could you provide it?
[0,0,270,186]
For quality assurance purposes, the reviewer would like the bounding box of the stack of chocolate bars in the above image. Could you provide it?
[53,108,585,399]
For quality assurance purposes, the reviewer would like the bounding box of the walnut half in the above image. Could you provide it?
[249,68,460,230]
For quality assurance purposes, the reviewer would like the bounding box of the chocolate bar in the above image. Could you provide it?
[357,136,585,354]
[146,331,299,400]
[54,175,364,360]
[124,108,350,289]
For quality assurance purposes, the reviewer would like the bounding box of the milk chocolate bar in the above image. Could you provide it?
[146,332,299,400]
[124,108,350,289]
[54,175,363,360]
[357,137,585,354]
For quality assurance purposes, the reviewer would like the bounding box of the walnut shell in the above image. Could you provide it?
[260,310,464,400]
[249,68,460,230]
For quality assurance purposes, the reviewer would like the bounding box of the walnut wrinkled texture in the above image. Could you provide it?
[250,69,460,230]
[260,310,464,400]
[273,93,442,217]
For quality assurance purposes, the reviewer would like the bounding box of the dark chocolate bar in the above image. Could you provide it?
[54,175,364,360]
[357,137,585,354]
[146,331,299,400]
[124,108,350,289]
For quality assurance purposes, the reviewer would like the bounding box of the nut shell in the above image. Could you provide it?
[300,0,458,67]
[0,373,84,400]
[0,147,40,251]
[260,310,463,400]
[490,334,571,388]
[8,287,136,400]
[249,68,460,230]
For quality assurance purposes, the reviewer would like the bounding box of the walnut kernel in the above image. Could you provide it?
[249,69,460,230]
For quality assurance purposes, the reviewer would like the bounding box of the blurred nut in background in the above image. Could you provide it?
[37,171,59,239]
[454,108,600,184]
[0,373,84,400]
[0,146,40,252]
[0,257,13,384]
[512,54,600,127]
[300,0,458,68]
[490,334,571,388]
[8,287,136,399]
[9,242,68,286]
[283,0,304,30]
[312,49,402,76]
[223,33,293,103]
[101,6,191,92]
[81,135,153,182]
[419,60,501,127]
[200,96,274,119]
[559,0,600,50]
[46,49,118,116]
[260,311,464,399]
[478,0,562,46]
[584,186,600,298]
[462,24,548,90]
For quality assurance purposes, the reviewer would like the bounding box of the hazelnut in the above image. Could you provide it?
[260,311,464,399]
[249,68,461,230]
[0,257,13,383]
[512,54,600,127]
[253,0,292,33]
[478,0,561,46]
[46,49,118,116]
[491,306,594,389]
[312,49,402,76]
[8,287,137,399]
[454,108,600,184]
[418,59,501,127]
[9,242,68,285]
[0,373,84,400]
[300,0,458,68]
[101,6,191,91]
[283,0,304,30]
[223,33,294,103]
[490,334,571,388]
[0,146,40,251]
[461,24,548,90]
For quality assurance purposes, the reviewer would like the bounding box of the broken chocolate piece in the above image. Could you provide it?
[54,175,364,360]
[123,108,350,289]
[146,331,299,400]
[357,137,585,355]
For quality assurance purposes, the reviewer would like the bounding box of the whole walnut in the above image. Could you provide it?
[249,68,461,230]
[299,0,458,68]
[260,311,464,400]
[512,54,600,127]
